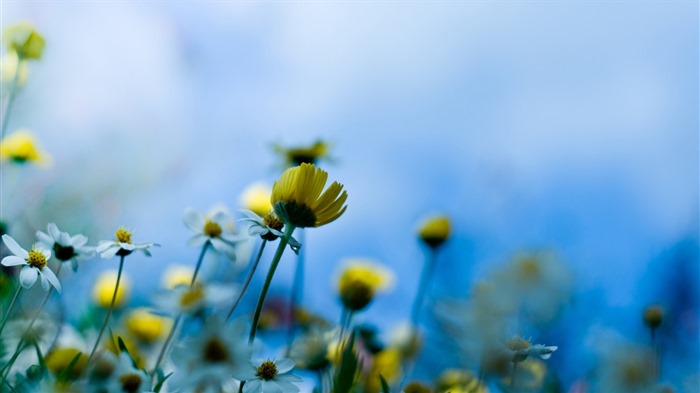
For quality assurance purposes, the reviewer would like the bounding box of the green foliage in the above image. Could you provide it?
[334,333,359,393]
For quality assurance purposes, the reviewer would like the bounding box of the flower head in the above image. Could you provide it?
[436,369,487,393]
[1,234,61,292]
[184,206,242,260]
[271,163,347,228]
[506,337,557,363]
[289,327,338,370]
[36,223,94,272]
[240,182,273,216]
[124,308,171,344]
[154,282,234,316]
[93,270,131,309]
[417,214,451,249]
[0,130,51,165]
[96,227,157,259]
[274,139,331,167]
[643,304,663,329]
[239,209,301,253]
[234,358,302,393]
[105,352,150,393]
[3,23,45,60]
[337,259,394,311]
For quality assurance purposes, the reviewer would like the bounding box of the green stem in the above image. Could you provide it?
[410,248,437,326]
[286,228,305,354]
[0,285,22,337]
[248,225,295,345]
[226,239,267,321]
[1,56,22,139]
[190,241,210,286]
[151,314,182,376]
[87,254,125,364]
[511,361,519,391]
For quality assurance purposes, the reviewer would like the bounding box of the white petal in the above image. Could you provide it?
[120,243,135,251]
[238,209,261,220]
[243,379,262,393]
[183,208,205,232]
[36,231,53,246]
[248,225,267,237]
[40,267,62,293]
[37,247,52,260]
[276,374,303,383]
[210,210,228,224]
[19,266,38,288]
[100,245,120,259]
[58,232,71,245]
[210,238,237,260]
[271,380,296,393]
[2,256,27,266]
[71,234,88,247]
[2,235,28,259]
[95,241,114,253]
[187,234,208,247]
[47,223,61,240]
[274,359,295,374]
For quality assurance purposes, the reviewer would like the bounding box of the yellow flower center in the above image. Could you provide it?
[256,360,278,381]
[119,373,143,393]
[180,285,205,308]
[519,258,541,279]
[27,250,47,269]
[263,212,284,232]
[203,338,229,363]
[507,337,531,351]
[115,228,132,244]
[203,220,222,238]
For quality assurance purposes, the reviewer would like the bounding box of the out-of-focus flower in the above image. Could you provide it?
[365,347,403,393]
[273,139,331,167]
[45,347,88,378]
[1,51,28,86]
[403,381,433,393]
[390,322,423,360]
[435,369,488,393]
[96,227,157,259]
[184,206,242,260]
[3,23,45,60]
[289,327,338,370]
[161,265,195,289]
[93,270,131,309]
[501,358,547,392]
[154,282,234,316]
[1,234,61,292]
[643,304,664,329]
[36,223,94,272]
[0,130,51,165]
[491,251,573,323]
[239,182,273,216]
[124,308,171,344]
[337,259,395,311]
[271,163,348,228]
[239,209,301,253]
[593,340,658,393]
[233,358,302,393]
[417,214,451,249]
[506,337,558,363]
[105,352,151,393]
[169,318,250,392]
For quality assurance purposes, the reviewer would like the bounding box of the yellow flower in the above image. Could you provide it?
[3,23,45,60]
[337,260,394,311]
[365,347,403,393]
[1,51,28,86]
[643,304,663,329]
[501,358,547,391]
[271,163,347,228]
[436,369,489,393]
[0,130,51,165]
[125,308,171,344]
[45,347,88,378]
[417,215,451,248]
[92,270,131,309]
[274,140,330,167]
[162,265,195,289]
[240,182,273,216]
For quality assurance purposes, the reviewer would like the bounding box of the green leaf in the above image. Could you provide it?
[378,374,391,393]
[57,351,83,382]
[154,371,173,392]
[333,333,359,393]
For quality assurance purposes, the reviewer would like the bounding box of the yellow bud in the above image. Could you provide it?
[0,130,51,166]
[3,23,45,60]
[337,260,394,312]
[643,304,664,329]
[417,215,451,248]
[125,308,171,344]
[45,348,87,378]
[92,270,131,309]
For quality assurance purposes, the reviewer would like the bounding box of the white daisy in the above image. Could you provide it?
[96,227,157,259]
[239,209,301,254]
[105,352,151,393]
[168,318,250,392]
[234,358,303,393]
[184,206,244,260]
[1,234,61,292]
[36,222,94,272]
[506,336,558,362]
[153,282,235,316]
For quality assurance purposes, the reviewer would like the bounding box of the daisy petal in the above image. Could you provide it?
[100,245,120,259]
[275,358,295,374]
[47,223,61,240]
[36,231,53,246]
[41,267,62,293]
[19,266,38,288]
[2,235,28,259]
[211,238,237,260]
[184,208,204,232]
[187,234,208,247]
[2,255,27,266]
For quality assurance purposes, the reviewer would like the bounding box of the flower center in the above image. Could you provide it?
[274,201,316,228]
[263,212,284,232]
[507,337,531,351]
[119,373,143,393]
[180,285,205,308]
[203,338,229,363]
[203,220,222,238]
[53,244,75,261]
[519,258,540,279]
[256,360,278,381]
[115,228,132,244]
[27,250,47,269]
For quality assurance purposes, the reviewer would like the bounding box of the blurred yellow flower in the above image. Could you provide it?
[45,347,88,378]
[417,214,451,248]
[162,265,195,289]
[365,347,403,393]
[501,358,547,391]
[271,163,347,228]
[92,270,131,309]
[124,308,171,344]
[436,369,489,393]
[643,304,663,329]
[1,51,28,86]
[0,130,51,165]
[240,182,273,216]
[337,260,394,311]
[274,139,330,167]
[3,23,45,60]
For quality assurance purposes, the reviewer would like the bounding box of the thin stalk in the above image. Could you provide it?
[248,225,295,345]
[226,239,267,321]
[190,241,210,286]
[87,254,125,364]
[1,56,22,139]
[151,314,182,375]
[335,308,353,363]
[285,229,305,354]
[0,285,22,336]
[410,248,437,326]
[511,361,519,391]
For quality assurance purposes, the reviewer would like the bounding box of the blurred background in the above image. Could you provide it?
[1,1,698,390]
